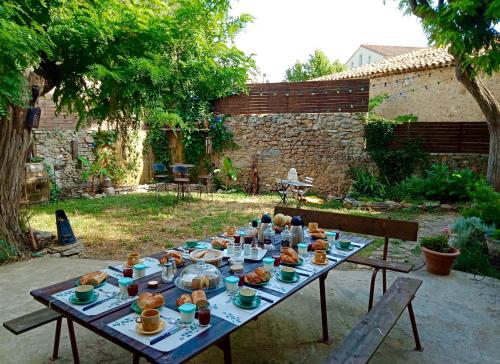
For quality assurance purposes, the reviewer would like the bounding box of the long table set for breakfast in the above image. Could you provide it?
[30,212,374,364]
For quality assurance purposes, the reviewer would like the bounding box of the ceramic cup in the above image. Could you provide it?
[75,284,94,301]
[179,303,196,324]
[127,252,141,267]
[308,222,318,232]
[136,308,160,332]
[243,243,251,255]
[339,240,351,249]
[314,250,327,263]
[185,240,198,249]
[239,287,256,305]
[280,266,295,281]
[226,226,236,236]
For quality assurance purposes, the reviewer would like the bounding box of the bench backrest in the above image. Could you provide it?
[273,206,418,241]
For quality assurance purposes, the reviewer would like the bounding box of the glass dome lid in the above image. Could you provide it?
[175,261,223,292]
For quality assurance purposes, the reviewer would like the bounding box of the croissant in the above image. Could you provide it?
[281,248,299,263]
[160,250,183,266]
[176,294,192,307]
[211,238,228,249]
[245,272,265,284]
[80,271,107,286]
[137,292,165,310]
[312,239,329,251]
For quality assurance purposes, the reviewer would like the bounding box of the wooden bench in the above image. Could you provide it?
[328,277,423,363]
[3,308,63,361]
[274,207,418,310]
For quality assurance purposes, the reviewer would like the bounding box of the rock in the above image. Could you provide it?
[371,201,388,210]
[81,193,93,199]
[102,187,116,196]
[440,203,457,211]
[343,197,359,208]
[423,201,440,209]
[33,230,56,243]
[385,200,402,210]
[94,194,103,199]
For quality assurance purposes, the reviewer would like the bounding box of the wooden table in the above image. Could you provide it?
[31,232,373,364]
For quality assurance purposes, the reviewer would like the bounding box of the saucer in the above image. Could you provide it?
[243,278,269,287]
[233,295,261,309]
[335,242,354,251]
[75,279,106,288]
[69,292,99,305]
[280,257,304,267]
[311,258,329,265]
[135,320,165,335]
[276,272,300,283]
[131,302,163,314]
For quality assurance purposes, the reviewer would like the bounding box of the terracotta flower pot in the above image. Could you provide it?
[421,246,460,275]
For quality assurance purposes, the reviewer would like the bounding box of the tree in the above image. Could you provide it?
[284,49,346,82]
[0,0,254,254]
[398,0,500,190]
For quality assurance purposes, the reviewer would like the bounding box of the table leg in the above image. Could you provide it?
[133,353,140,364]
[67,318,80,364]
[216,335,232,364]
[50,317,62,361]
[319,272,333,344]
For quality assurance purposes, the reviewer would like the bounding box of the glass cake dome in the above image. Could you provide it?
[175,261,223,292]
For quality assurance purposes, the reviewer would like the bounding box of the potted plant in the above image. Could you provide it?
[420,234,460,275]
[485,229,500,257]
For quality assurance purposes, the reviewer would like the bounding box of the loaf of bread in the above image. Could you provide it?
[191,290,209,309]
[176,293,192,307]
[191,275,210,290]
[137,292,165,310]
[79,271,107,286]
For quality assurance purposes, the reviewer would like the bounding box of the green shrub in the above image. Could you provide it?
[489,229,500,240]
[463,180,500,226]
[349,168,387,198]
[420,235,450,253]
[451,217,498,277]
[0,239,17,262]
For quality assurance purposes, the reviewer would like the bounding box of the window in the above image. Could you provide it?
[368,55,372,63]
[359,54,363,66]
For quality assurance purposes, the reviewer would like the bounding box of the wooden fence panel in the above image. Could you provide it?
[389,121,489,154]
[213,80,369,115]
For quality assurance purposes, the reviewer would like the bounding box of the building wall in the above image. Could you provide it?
[346,47,384,69]
[369,66,500,121]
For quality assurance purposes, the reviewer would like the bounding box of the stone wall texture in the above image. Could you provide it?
[33,130,96,196]
[223,113,371,195]
[369,66,499,121]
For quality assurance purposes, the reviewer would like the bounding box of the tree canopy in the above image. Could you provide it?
[0,0,255,128]
[284,49,346,82]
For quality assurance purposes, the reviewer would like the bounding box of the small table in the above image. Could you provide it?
[277,179,313,206]
[30,232,373,364]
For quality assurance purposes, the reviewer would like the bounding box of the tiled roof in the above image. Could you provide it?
[361,44,425,57]
[316,47,455,81]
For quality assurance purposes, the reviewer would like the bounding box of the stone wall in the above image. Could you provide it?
[369,66,499,121]
[429,153,488,175]
[223,113,371,195]
[33,130,96,196]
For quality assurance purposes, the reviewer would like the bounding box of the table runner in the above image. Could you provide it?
[52,282,135,316]
[108,308,210,352]
[210,289,279,326]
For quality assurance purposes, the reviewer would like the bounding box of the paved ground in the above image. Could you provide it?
[1,256,499,364]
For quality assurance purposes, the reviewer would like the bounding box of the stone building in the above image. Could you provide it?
[319,47,500,122]
[345,44,424,69]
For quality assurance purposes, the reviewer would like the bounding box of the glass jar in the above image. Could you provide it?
[133,263,146,278]
[161,260,175,283]
[262,257,275,271]
[118,277,133,297]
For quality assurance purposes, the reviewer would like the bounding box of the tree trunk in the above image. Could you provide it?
[455,64,500,191]
[0,105,31,254]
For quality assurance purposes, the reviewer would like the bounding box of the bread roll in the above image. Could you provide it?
[176,294,192,307]
[137,292,165,310]
[80,271,107,286]
[191,290,209,309]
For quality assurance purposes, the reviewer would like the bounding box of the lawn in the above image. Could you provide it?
[28,192,422,259]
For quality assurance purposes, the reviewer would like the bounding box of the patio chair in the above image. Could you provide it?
[152,163,169,199]
[291,176,313,207]
[274,178,290,205]
[197,174,213,199]
[172,165,190,200]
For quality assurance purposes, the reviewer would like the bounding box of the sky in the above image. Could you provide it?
[230,0,429,82]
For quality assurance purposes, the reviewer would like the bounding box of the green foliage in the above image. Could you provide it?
[285,49,346,81]
[399,0,499,78]
[0,239,17,262]
[78,155,110,188]
[349,168,387,199]
[93,130,118,149]
[489,229,500,241]
[44,164,61,203]
[213,156,238,190]
[145,112,183,168]
[420,235,450,253]
[463,180,500,226]
[451,217,498,277]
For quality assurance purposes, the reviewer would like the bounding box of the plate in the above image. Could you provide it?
[335,242,355,251]
[233,295,261,310]
[276,272,300,283]
[75,279,106,288]
[135,320,165,335]
[183,242,209,250]
[243,278,269,287]
[280,257,304,267]
[69,292,99,305]
[131,301,164,314]
[311,258,329,265]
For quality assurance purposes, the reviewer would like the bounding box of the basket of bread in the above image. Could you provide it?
[132,292,165,313]
[244,267,271,286]
[175,260,223,292]
[308,222,326,239]
[189,248,224,267]
[76,271,108,287]
[280,247,302,266]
